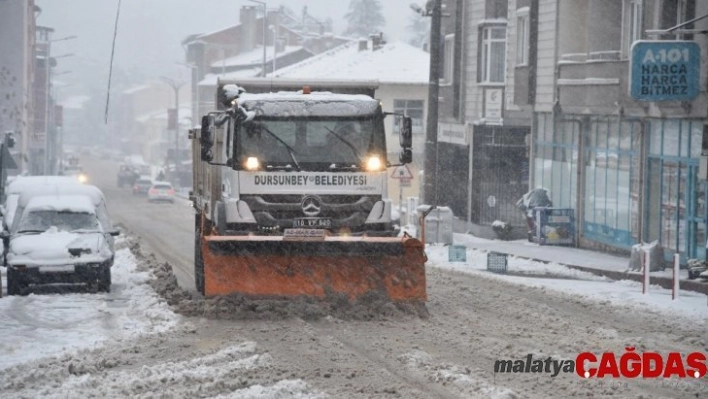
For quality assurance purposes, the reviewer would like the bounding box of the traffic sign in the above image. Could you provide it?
[399,178,411,187]
[391,165,414,179]
[630,40,700,102]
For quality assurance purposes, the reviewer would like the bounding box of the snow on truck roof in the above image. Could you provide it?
[25,195,96,214]
[237,91,380,117]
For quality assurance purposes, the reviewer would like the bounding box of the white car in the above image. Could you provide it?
[147,182,176,203]
[4,192,119,295]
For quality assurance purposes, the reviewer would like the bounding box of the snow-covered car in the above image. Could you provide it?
[133,176,153,195]
[3,183,117,266]
[4,195,119,295]
[147,182,175,203]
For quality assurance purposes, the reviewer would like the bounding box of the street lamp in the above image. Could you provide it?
[43,47,75,175]
[269,25,277,73]
[248,0,267,77]
[411,0,442,206]
[160,76,186,185]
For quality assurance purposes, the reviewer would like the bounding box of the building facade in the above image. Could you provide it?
[523,0,708,262]
[0,0,37,174]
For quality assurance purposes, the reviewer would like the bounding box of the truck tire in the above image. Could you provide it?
[6,268,22,296]
[98,265,111,293]
[194,216,205,295]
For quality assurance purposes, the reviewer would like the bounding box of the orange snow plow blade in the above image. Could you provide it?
[201,235,427,302]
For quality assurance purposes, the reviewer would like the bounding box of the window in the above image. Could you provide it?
[442,34,455,84]
[622,0,643,57]
[516,10,529,66]
[394,100,425,135]
[479,25,507,83]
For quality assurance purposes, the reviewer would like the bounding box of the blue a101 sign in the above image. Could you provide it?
[630,41,700,102]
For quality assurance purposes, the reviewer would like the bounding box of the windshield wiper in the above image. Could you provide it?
[258,126,301,171]
[17,229,45,234]
[323,127,364,164]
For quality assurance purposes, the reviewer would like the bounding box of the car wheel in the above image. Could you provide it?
[6,268,24,296]
[97,265,111,293]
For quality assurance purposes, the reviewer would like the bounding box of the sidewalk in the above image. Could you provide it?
[449,218,708,295]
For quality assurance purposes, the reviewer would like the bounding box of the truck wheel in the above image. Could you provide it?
[195,233,205,295]
[6,268,23,296]
[98,265,111,293]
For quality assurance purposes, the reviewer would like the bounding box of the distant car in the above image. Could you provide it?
[147,182,176,203]
[117,164,138,188]
[133,177,152,195]
[5,194,119,295]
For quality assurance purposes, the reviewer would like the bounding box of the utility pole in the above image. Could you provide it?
[414,0,442,206]
[249,0,267,77]
[160,77,186,185]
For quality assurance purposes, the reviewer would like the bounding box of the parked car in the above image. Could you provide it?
[148,182,176,203]
[133,176,153,195]
[4,194,119,295]
[2,183,117,267]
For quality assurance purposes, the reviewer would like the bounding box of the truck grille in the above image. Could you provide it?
[240,194,381,229]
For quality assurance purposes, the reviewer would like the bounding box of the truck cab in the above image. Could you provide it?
[193,81,413,238]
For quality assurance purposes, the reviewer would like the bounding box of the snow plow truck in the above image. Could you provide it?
[189,78,427,303]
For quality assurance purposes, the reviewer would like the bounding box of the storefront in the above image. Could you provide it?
[534,111,708,261]
[644,119,706,262]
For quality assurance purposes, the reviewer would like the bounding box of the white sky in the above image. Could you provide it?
[36,0,415,96]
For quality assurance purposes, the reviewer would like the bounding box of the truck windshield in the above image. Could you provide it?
[237,118,385,170]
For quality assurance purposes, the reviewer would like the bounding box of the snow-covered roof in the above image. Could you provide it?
[199,69,262,86]
[211,45,303,68]
[136,104,192,124]
[237,91,380,117]
[26,195,95,213]
[122,84,152,95]
[60,95,91,110]
[270,40,430,85]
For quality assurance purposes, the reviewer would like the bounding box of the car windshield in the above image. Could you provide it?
[16,210,100,233]
[237,117,385,169]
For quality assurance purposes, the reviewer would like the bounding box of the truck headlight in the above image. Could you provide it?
[365,155,382,171]
[245,157,260,170]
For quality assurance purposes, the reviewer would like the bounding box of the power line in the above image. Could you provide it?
[104,0,122,124]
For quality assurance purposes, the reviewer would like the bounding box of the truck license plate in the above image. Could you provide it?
[293,218,331,228]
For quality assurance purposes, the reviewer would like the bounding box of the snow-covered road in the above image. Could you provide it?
[3,157,705,398]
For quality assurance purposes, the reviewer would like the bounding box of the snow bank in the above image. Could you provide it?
[0,237,180,371]
[427,244,708,322]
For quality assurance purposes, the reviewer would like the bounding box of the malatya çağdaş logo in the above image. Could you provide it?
[495,349,707,379]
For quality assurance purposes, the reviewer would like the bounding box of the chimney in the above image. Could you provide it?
[359,39,368,51]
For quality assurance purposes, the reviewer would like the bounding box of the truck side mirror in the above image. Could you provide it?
[200,115,214,162]
[399,116,412,148]
[399,148,412,164]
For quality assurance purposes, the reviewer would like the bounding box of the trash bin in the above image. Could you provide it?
[449,245,467,262]
[416,205,454,245]
[534,208,575,246]
[487,252,508,273]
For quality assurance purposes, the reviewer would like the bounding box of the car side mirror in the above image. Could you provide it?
[200,115,214,163]
[399,116,412,148]
[108,230,120,237]
[399,148,412,164]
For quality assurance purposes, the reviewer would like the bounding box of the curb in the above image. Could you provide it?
[468,247,708,296]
